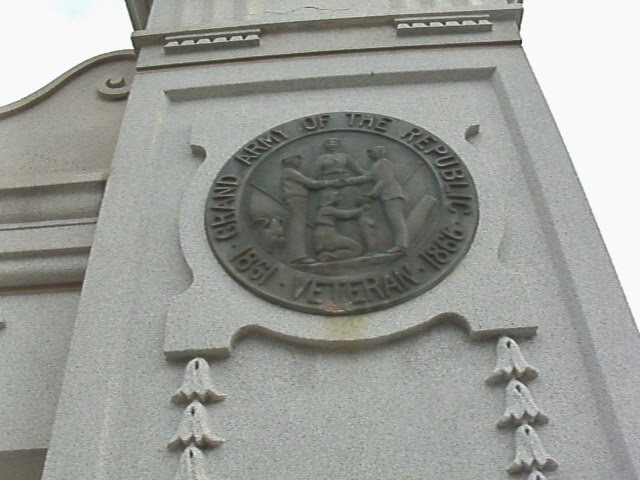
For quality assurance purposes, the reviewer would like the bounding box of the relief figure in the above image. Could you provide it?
[280,154,332,263]
[317,137,365,180]
[206,112,479,315]
[312,189,364,262]
[355,194,377,253]
[342,146,409,253]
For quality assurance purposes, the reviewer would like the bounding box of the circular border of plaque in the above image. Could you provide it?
[205,112,479,316]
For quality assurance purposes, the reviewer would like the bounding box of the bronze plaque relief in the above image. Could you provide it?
[205,112,479,315]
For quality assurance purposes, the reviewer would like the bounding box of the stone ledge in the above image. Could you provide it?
[134,11,521,71]
[0,171,107,226]
[0,220,94,290]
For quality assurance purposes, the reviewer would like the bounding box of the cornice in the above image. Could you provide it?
[131,6,522,71]
[133,4,522,48]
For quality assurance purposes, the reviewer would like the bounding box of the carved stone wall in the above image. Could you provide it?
[0,51,135,292]
[144,0,515,30]
[0,50,135,480]
[0,291,81,479]
[37,41,634,478]
[3,2,639,480]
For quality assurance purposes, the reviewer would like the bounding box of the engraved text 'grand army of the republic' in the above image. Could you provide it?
[205,112,479,315]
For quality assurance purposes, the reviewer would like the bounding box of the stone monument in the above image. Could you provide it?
[1,1,639,479]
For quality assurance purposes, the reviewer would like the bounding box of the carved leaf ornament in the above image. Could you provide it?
[508,424,559,474]
[487,336,558,477]
[527,468,548,480]
[498,379,548,428]
[97,75,131,100]
[168,400,224,450]
[175,446,210,480]
[173,357,227,404]
[169,358,225,480]
[487,336,538,384]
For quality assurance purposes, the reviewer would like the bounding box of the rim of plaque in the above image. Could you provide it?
[205,112,479,316]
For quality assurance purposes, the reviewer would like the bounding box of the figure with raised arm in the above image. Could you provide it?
[341,146,409,253]
[280,154,332,263]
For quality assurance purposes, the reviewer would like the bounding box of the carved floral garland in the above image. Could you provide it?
[488,336,558,479]
[169,358,226,480]
[167,337,556,479]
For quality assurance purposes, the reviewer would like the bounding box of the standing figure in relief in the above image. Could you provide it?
[317,138,365,181]
[355,195,377,253]
[280,154,331,263]
[342,146,409,253]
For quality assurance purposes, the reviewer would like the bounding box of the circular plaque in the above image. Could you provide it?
[205,112,479,315]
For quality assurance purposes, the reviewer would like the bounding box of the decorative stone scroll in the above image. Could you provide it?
[487,336,558,478]
[97,75,131,100]
[165,112,537,358]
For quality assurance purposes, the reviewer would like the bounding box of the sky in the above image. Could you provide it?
[0,1,638,326]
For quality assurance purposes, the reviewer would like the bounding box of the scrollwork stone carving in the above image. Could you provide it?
[166,112,537,358]
[97,75,131,100]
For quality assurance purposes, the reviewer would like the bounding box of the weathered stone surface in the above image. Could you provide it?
[1,2,639,480]
[0,292,79,457]
[0,50,134,180]
[43,40,640,477]
[0,50,135,292]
